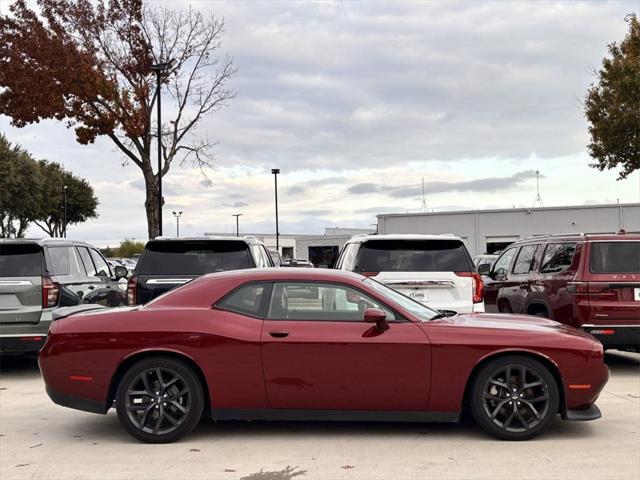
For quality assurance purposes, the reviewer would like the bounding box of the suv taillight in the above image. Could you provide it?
[42,276,59,308]
[127,275,137,305]
[455,272,484,304]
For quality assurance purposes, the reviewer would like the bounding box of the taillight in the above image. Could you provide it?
[455,272,484,303]
[127,275,137,305]
[42,276,59,308]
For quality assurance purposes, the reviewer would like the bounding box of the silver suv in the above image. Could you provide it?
[0,239,127,354]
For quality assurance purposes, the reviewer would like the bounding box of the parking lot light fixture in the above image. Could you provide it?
[271,169,280,251]
[62,185,68,238]
[232,213,243,237]
[172,210,182,237]
[150,58,177,237]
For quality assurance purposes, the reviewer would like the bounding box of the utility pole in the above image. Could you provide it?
[532,170,544,208]
[172,211,182,237]
[271,169,280,251]
[150,58,176,237]
[232,213,243,237]
[62,185,68,238]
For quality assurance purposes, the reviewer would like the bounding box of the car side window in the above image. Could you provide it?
[512,244,540,275]
[540,243,576,274]
[77,247,96,277]
[250,245,268,268]
[492,248,516,277]
[337,243,358,270]
[48,246,72,275]
[89,249,111,277]
[216,283,269,317]
[267,282,397,322]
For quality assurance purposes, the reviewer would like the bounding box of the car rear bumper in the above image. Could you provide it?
[45,385,109,415]
[0,334,46,354]
[582,325,640,351]
[563,404,602,421]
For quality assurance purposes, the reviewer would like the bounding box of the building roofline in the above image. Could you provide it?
[376,202,640,218]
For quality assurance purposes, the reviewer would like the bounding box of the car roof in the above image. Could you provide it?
[514,232,640,245]
[0,238,96,248]
[151,235,265,245]
[346,233,462,243]
[201,268,364,283]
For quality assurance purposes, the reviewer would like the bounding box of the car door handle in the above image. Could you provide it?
[269,331,289,338]
[87,285,95,290]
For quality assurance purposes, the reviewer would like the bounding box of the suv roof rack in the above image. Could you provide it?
[522,232,586,241]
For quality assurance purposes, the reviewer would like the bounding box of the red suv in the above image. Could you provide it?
[482,232,639,352]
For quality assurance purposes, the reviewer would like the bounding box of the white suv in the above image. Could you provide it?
[334,234,484,314]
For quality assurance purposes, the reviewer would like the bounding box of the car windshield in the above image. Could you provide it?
[363,277,440,321]
[0,243,42,277]
[356,239,472,272]
[139,241,254,275]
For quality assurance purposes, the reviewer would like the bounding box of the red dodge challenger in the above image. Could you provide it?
[39,269,608,443]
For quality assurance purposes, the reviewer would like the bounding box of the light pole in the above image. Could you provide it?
[232,213,243,237]
[150,58,177,237]
[172,211,182,237]
[271,168,280,251]
[62,185,68,238]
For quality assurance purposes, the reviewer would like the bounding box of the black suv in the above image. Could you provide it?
[128,236,274,305]
[0,239,128,354]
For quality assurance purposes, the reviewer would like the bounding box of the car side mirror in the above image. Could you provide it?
[477,264,491,275]
[363,307,389,331]
[114,265,128,280]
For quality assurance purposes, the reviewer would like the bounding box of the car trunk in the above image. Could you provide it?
[0,243,44,325]
[354,239,475,312]
[585,241,640,325]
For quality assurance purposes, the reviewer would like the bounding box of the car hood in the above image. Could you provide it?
[429,312,595,340]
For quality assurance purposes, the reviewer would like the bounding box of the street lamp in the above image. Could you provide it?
[232,213,243,237]
[150,58,177,236]
[271,168,280,251]
[62,185,68,238]
[172,210,182,237]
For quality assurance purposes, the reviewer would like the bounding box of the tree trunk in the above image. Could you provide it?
[143,171,162,239]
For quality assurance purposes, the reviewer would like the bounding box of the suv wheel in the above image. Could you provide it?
[115,357,204,443]
[470,355,559,440]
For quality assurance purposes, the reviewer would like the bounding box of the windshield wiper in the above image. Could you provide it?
[430,312,449,320]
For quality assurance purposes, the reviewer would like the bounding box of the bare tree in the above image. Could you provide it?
[0,0,236,238]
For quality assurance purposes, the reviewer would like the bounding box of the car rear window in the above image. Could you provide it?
[590,241,640,274]
[139,241,255,275]
[356,239,472,272]
[0,243,43,277]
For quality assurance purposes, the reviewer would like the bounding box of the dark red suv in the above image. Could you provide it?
[482,232,639,352]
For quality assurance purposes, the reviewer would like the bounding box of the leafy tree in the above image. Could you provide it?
[0,0,235,238]
[31,161,99,238]
[0,135,97,238]
[585,14,640,180]
[116,239,145,258]
[101,246,115,258]
[0,135,44,237]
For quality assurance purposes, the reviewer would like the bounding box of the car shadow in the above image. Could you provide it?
[0,354,41,378]
[604,350,640,372]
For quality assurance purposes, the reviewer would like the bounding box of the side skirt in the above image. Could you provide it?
[211,408,459,423]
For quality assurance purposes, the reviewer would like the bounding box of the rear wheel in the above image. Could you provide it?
[470,355,559,440]
[115,357,203,443]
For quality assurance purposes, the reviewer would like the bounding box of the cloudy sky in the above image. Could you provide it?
[2,0,640,246]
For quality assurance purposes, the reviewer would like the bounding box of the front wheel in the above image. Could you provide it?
[470,355,559,440]
[115,357,204,443]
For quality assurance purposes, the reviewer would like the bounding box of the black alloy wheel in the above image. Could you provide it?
[116,357,204,443]
[471,355,559,440]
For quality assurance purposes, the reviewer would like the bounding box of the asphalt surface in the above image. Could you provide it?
[0,351,638,480]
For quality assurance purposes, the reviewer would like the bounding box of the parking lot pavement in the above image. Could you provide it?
[0,352,638,480]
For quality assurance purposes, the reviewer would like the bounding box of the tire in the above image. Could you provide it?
[470,355,559,440]
[115,357,204,443]
[533,311,549,318]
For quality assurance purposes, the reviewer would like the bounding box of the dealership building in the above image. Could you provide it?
[377,202,640,257]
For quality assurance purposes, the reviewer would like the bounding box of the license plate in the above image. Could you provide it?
[635,288,640,301]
